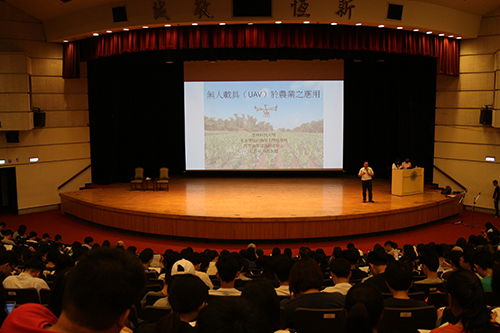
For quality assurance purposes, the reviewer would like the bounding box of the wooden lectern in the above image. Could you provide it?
[391,167,424,196]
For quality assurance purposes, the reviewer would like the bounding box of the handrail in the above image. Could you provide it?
[58,164,91,190]
[433,165,467,191]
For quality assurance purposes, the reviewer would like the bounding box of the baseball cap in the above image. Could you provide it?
[171,259,196,276]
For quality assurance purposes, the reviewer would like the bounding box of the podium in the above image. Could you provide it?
[391,168,424,196]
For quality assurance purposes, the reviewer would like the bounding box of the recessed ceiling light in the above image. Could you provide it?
[165,24,171,27]
[93,33,99,36]
[275,21,282,24]
[426,31,432,34]
[439,33,444,36]
[448,35,454,38]
[303,21,310,24]
[106,30,112,33]
[413,28,419,32]
[331,22,337,25]
[192,23,198,26]
[63,40,69,43]
[248,22,253,25]
[378,25,384,28]
[219,22,226,25]
[355,23,362,26]
[123,28,129,31]
[143,26,149,29]
[457,36,462,39]
[397,26,403,30]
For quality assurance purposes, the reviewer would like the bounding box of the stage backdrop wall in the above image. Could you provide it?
[88,50,436,184]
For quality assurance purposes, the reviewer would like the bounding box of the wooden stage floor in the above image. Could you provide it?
[60,176,463,241]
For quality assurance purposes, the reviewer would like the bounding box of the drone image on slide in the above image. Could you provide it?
[254,104,278,117]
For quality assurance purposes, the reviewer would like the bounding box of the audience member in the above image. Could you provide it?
[209,255,241,296]
[241,279,281,332]
[139,248,155,271]
[345,283,384,333]
[384,261,428,308]
[187,252,213,289]
[415,250,443,284]
[2,230,15,246]
[39,233,51,246]
[343,248,369,281]
[0,251,16,282]
[432,269,499,333]
[13,224,27,241]
[323,258,352,295]
[1,247,146,333]
[155,274,208,333]
[2,258,49,298]
[473,250,494,292]
[83,236,94,250]
[281,258,344,329]
[363,250,391,293]
[274,254,294,296]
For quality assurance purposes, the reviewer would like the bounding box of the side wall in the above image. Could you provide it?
[0,2,90,213]
[434,8,500,210]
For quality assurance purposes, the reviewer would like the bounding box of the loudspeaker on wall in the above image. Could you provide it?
[112,6,127,22]
[480,108,492,125]
[34,112,46,127]
[6,131,19,143]
[387,4,403,20]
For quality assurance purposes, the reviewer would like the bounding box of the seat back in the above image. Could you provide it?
[294,308,346,333]
[379,306,437,333]
[427,292,448,308]
[146,294,165,306]
[40,288,51,305]
[484,291,500,307]
[415,282,445,296]
[134,167,144,180]
[159,167,169,180]
[143,306,171,322]
[5,288,40,305]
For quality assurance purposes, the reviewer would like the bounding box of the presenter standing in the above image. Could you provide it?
[359,162,374,203]
[401,158,412,169]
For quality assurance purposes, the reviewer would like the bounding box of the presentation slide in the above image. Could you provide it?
[184,80,343,170]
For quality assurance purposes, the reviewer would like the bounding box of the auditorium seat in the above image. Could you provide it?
[5,288,40,305]
[145,294,165,306]
[143,305,171,322]
[294,308,346,333]
[155,167,170,191]
[130,167,145,190]
[378,306,437,333]
[427,292,448,308]
[415,282,445,296]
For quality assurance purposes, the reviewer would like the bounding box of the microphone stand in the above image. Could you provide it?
[454,190,481,228]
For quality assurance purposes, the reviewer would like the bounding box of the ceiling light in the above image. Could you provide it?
[331,22,337,25]
[219,22,226,25]
[248,22,253,25]
[355,23,362,26]
[192,23,198,26]
[106,30,112,33]
[63,40,69,43]
[143,26,149,29]
[426,31,432,34]
[303,21,310,24]
[448,35,454,38]
[378,25,384,28]
[275,21,282,24]
[165,24,171,27]
[439,33,444,36]
[397,26,403,30]
[123,28,129,31]
[413,28,419,32]
[93,33,99,36]
[457,36,462,39]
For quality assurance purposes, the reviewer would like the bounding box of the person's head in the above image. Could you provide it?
[215,255,239,283]
[345,283,384,333]
[54,234,62,242]
[274,254,295,283]
[241,279,280,332]
[288,258,323,295]
[342,248,361,266]
[332,246,343,259]
[139,248,154,267]
[494,180,498,186]
[16,225,26,236]
[0,222,5,230]
[2,230,12,239]
[446,269,495,332]
[55,254,74,275]
[29,231,37,240]
[367,250,389,275]
[60,247,146,332]
[272,247,281,256]
[363,161,369,168]
[46,248,61,264]
[419,250,440,274]
[102,240,111,248]
[82,237,92,246]
[116,240,125,249]
[284,248,292,258]
[473,250,494,278]
[385,261,413,292]
[23,258,44,277]
[0,251,16,276]
[197,297,267,333]
[384,240,395,252]
[329,258,351,280]
[42,233,50,241]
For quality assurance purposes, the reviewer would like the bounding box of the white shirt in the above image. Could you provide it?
[401,162,411,169]
[206,261,217,276]
[195,271,214,290]
[3,272,50,296]
[275,285,291,296]
[209,287,241,296]
[358,167,374,181]
[322,282,352,295]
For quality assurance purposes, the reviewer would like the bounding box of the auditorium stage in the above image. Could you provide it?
[59,176,463,241]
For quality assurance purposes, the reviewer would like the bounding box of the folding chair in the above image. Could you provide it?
[379,306,437,333]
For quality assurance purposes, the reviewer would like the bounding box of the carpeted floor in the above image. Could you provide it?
[0,208,496,255]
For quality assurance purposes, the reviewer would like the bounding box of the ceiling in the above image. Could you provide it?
[5,0,500,22]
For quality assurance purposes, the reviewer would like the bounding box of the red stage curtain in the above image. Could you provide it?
[63,24,459,78]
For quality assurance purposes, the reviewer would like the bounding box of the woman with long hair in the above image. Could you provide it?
[345,283,384,333]
[432,269,499,333]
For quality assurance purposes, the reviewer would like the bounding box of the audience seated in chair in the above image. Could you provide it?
[383,261,428,308]
[345,283,384,333]
[2,258,49,298]
[209,255,241,296]
[154,259,196,308]
[473,250,494,292]
[241,279,281,333]
[323,258,352,295]
[0,251,17,283]
[153,274,207,333]
[280,258,345,329]
[0,247,146,333]
[343,248,368,281]
[363,250,392,293]
[414,250,443,285]
[187,252,214,290]
[274,254,295,296]
[432,269,499,333]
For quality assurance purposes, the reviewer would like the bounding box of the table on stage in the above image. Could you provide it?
[391,167,424,196]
